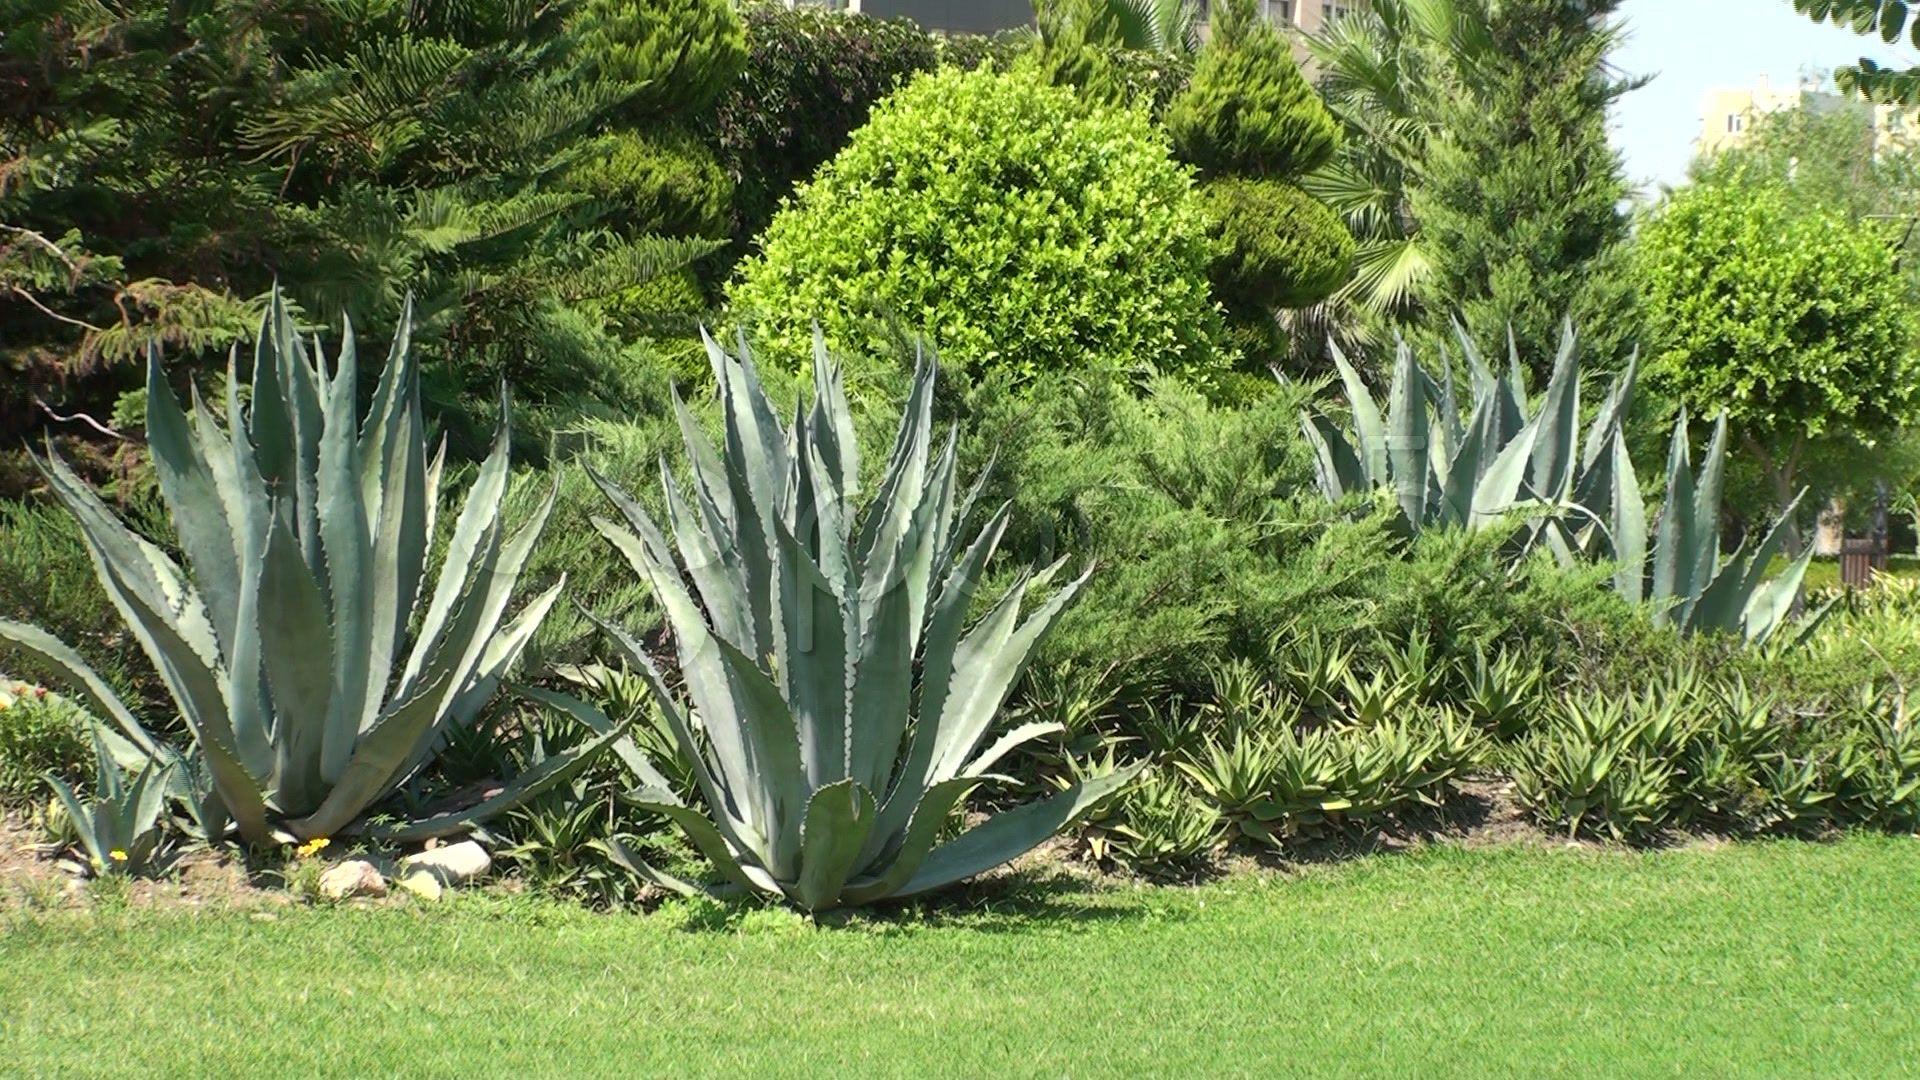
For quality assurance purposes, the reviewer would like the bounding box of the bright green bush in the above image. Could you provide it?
[1198,178,1355,309]
[727,66,1227,382]
[1165,0,1340,178]
[0,680,92,806]
[569,0,747,115]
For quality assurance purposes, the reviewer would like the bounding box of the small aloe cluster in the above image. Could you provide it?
[1,293,618,845]
[574,333,1139,910]
[1302,320,1816,644]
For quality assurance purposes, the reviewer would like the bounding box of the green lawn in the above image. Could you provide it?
[5,837,1919,1077]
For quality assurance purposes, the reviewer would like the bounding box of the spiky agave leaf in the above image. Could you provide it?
[578,331,1140,910]
[4,286,589,843]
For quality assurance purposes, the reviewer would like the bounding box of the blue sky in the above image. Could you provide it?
[1610,0,1920,197]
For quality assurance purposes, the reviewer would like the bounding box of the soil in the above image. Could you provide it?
[0,780,1705,916]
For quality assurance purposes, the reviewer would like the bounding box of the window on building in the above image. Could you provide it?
[1726,114,1744,134]
[1264,0,1296,22]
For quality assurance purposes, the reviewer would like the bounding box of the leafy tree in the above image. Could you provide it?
[1406,0,1641,380]
[1792,0,1920,103]
[1162,0,1353,369]
[727,67,1226,384]
[1688,100,1920,529]
[1637,179,1920,552]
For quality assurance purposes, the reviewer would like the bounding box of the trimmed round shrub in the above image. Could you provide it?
[563,130,732,237]
[1199,178,1355,310]
[727,67,1227,381]
[569,0,747,115]
[1166,0,1339,177]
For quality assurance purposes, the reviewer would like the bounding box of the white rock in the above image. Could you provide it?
[318,859,388,901]
[396,871,444,901]
[399,840,491,888]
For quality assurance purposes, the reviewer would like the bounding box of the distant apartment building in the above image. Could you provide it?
[1698,74,1919,157]
[782,0,1366,37]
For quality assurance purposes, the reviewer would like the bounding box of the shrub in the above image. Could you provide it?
[710,3,944,253]
[562,130,734,238]
[0,681,92,806]
[728,66,1227,382]
[569,0,748,115]
[1198,178,1355,310]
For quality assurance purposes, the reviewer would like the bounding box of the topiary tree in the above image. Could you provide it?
[726,66,1226,383]
[1638,179,1920,553]
[1197,177,1353,311]
[1162,0,1352,368]
[1166,0,1339,178]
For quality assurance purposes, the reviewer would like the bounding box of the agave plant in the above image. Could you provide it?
[1300,320,1637,542]
[574,332,1141,911]
[0,293,619,844]
[46,722,173,876]
[1606,413,1817,645]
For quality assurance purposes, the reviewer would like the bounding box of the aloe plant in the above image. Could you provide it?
[574,332,1141,911]
[0,292,619,844]
[1606,413,1818,645]
[1300,320,1638,540]
[46,721,173,875]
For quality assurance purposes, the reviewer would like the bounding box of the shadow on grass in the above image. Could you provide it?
[652,866,1171,936]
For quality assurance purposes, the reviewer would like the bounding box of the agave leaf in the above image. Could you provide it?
[892,761,1144,900]
[926,565,1092,787]
[794,779,879,911]
[626,785,783,895]
[1649,415,1695,617]
[363,723,631,843]
[0,619,164,763]
[769,509,851,789]
[1384,339,1430,523]
[287,657,463,840]
[882,503,1015,838]
[400,418,511,693]
[843,775,983,905]
[1300,413,1354,499]
[144,351,245,654]
[1610,432,1647,603]
[317,321,373,784]
[963,721,1065,779]
[1328,340,1387,485]
[1685,416,1730,614]
[516,686,676,791]
[1742,548,1815,645]
[1468,415,1536,527]
[1527,323,1581,503]
[444,580,567,734]
[580,607,767,856]
[259,511,334,811]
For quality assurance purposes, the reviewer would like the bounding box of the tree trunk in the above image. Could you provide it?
[1747,433,1805,557]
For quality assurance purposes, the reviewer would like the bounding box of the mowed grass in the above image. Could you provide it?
[5,837,1919,1077]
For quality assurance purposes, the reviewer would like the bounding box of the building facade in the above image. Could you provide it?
[1698,74,1919,158]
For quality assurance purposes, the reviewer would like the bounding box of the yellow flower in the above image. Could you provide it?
[295,837,331,859]
[108,849,128,863]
